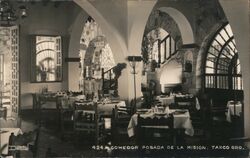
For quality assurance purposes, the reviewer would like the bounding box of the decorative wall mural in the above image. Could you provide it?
[79,17,115,95]
[0,26,19,119]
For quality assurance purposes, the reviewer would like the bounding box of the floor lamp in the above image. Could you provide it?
[127,56,142,112]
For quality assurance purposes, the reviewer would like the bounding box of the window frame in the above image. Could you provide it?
[30,35,63,83]
[204,23,243,90]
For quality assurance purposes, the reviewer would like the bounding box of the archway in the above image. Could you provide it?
[158,7,194,45]
[197,21,245,141]
[218,0,250,142]
[73,0,127,62]
[79,17,116,97]
[68,1,128,91]
[140,6,194,96]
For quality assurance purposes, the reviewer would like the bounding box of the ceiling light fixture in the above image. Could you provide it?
[0,0,27,26]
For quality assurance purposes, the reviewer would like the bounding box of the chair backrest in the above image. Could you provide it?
[32,93,39,110]
[112,105,130,117]
[73,102,105,145]
[112,105,131,125]
[8,128,40,157]
[38,95,60,109]
[137,114,174,145]
[209,98,228,115]
[175,96,195,109]
[129,99,138,115]
[111,105,131,145]
[71,91,83,96]
[74,101,96,110]
[137,114,173,128]
[74,102,101,122]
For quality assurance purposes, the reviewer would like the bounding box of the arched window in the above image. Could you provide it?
[79,16,116,94]
[80,17,115,79]
[205,23,243,90]
[142,28,176,66]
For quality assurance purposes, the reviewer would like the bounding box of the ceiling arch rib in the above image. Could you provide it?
[158,7,194,45]
[73,0,127,63]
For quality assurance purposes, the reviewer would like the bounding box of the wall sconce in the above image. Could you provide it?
[127,56,142,109]
[19,5,27,18]
[184,61,192,73]
[127,56,142,74]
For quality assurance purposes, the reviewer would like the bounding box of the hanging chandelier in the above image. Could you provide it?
[0,0,27,26]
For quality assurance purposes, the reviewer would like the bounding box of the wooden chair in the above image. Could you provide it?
[111,105,131,145]
[175,96,196,112]
[73,102,106,145]
[59,97,74,139]
[38,95,61,129]
[60,109,74,140]
[8,129,40,158]
[32,93,39,111]
[32,93,40,124]
[136,114,174,145]
[208,99,230,143]
[129,99,139,115]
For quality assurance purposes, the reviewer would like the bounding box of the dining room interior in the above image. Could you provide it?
[0,0,250,157]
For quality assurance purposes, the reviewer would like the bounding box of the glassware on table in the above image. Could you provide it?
[164,106,170,114]
[157,106,164,113]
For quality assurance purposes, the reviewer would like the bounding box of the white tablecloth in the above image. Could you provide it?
[127,109,194,137]
[156,95,200,110]
[0,128,22,155]
[74,101,126,129]
[226,101,242,122]
[98,101,126,116]
[156,96,175,106]
[74,100,126,116]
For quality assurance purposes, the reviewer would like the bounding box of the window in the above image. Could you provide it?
[31,35,62,82]
[80,17,115,80]
[159,35,176,63]
[142,28,176,66]
[205,23,243,90]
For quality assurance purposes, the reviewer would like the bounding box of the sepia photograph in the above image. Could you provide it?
[0,0,249,157]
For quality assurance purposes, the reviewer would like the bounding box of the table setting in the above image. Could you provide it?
[156,93,201,110]
[127,106,194,137]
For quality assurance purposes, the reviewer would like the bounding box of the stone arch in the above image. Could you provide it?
[68,11,88,58]
[158,7,194,45]
[68,0,128,90]
[72,0,127,63]
[143,11,183,48]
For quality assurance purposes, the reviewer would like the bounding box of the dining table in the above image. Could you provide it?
[156,94,201,110]
[226,101,242,122]
[74,100,126,115]
[74,100,126,130]
[127,108,194,137]
[156,95,175,106]
[0,128,22,155]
